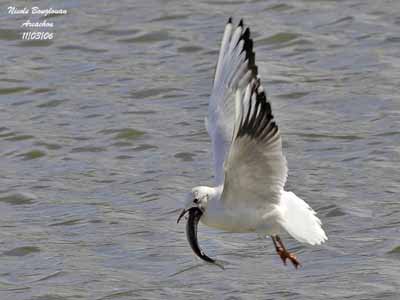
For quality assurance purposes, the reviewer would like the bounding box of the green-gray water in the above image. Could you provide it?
[1,0,399,299]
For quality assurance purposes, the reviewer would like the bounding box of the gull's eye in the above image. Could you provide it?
[193,198,199,204]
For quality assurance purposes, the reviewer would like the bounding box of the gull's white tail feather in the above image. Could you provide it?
[278,191,327,245]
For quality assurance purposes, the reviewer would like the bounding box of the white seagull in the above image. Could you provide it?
[177,18,327,268]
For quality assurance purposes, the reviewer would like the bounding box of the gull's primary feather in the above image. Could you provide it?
[208,19,258,185]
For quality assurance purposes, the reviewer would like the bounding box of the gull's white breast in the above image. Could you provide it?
[201,198,281,234]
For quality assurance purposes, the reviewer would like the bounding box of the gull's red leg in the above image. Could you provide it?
[271,235,301,269]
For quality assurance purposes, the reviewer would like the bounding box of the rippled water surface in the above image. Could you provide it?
[1,0,400,299]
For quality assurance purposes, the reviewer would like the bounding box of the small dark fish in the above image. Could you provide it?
[184,207,216,264]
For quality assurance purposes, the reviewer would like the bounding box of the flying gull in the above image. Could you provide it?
[177,18,327,269]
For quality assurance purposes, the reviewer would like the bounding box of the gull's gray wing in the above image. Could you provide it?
[221,77,288,209]
[208,18,258,185]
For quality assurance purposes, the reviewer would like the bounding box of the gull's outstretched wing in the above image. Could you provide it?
[208,18,258,185]
[221,77,288,210]
[215,22,326,245]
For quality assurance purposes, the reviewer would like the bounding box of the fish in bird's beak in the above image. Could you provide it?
[177,207,216,264]
[176,208,188,224]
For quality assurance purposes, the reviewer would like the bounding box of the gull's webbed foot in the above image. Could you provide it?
[271,235,301,269]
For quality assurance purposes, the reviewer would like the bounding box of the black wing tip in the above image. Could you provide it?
[243,27,250,39]
[244,38,253,56]
[251,65,258,77]
[238,27,257,79]
[237,81,277,140]
[227,17,243,27]
[230,18,258,79]
[224,18,260,91]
